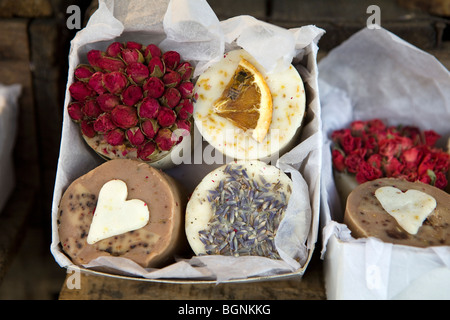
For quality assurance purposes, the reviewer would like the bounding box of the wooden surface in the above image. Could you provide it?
[58,250,326,300]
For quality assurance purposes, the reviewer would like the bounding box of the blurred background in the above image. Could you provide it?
[0,0,448,299]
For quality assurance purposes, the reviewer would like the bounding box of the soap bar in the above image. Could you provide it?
[57,159,187,268]
[344,178,450,247]
[185,160,292,259]
[193,49,306,161]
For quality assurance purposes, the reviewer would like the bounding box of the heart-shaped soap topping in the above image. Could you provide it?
[374,186,436,234]
[87,179,149,244]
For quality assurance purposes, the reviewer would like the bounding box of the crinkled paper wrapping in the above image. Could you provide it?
[0,83,21,212]
[51,0,324,282]
[319,27,450,299]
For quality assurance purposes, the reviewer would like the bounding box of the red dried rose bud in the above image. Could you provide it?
[106,128,125,146]
[97,93,120,112]
[98,56,126,72]
[74,64,94,81]
[125,126,146,146]
[93,112,116,133]
[125,41,143,50]
[162,69,181,88]
[69,81,95,101]
[148,56,165,77]
[67,102,84,122]
[175,99,194,120]
[175,119,191,133]
[176,61,193,81]
[177,81,194,99]
[102,71,128,94]
[141,118,159,139]
[126,62,149,85]
[106,41,123,57]
[137,140,157,161]
[80,120,96,138]
[138,97,160,119]
[111,105,139,129]
[157,107,177,127]
[143,77,165,99]
[160,87,181,109]
[120,48,144,65]
[144,44,162,62]
[155,127,176,151]
[82,99,102,118]
[87,49,104,68]
[88,71,106,95]
[121,84,143,107]
[162,50,180,70]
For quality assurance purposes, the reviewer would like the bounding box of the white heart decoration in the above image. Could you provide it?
[374,186,436,235]
[87,179,149,244]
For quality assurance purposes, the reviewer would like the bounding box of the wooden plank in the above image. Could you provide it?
[0,19,29,61]
[58,250,326,300]
[207,0,268,20]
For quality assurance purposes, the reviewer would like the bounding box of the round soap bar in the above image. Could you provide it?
[344,178,450,247]
[57,159,187,268]
[193,49,306,161]
[185,160,292,259]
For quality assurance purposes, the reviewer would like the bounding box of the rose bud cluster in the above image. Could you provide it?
[68,41,195,162]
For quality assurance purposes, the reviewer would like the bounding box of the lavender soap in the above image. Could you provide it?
[185,160,292,259]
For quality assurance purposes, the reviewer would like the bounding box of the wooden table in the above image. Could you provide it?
[58,249,326,300]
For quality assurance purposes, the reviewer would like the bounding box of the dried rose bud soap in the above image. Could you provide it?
[185,160,292,258]
[67,41,195,169]
[57,159,187,268]
[194,49,306,161]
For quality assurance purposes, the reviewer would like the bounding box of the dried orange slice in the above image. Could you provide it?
[213,58,272,142]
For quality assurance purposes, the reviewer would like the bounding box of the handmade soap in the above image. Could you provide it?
[193,49,306,161]
[57,159,187,268]
[185,160,292,259]
[344,178,450,247]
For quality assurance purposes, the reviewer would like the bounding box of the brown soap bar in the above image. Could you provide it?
[57,159,188,268]
[344,178,450,247]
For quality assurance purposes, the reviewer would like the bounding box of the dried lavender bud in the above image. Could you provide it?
[138,97,160,119]
[121,84,143,107]
[143,77,165,99]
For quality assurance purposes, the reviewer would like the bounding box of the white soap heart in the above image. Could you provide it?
[375,186,436,235]
[87,179,150,244]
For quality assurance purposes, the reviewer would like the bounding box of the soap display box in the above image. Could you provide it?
[319,27,450,299]
[50,1,324,283]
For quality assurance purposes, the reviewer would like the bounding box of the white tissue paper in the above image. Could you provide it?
[319,27,450,299]
[51,0,325,282]
[0,83,21,212]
